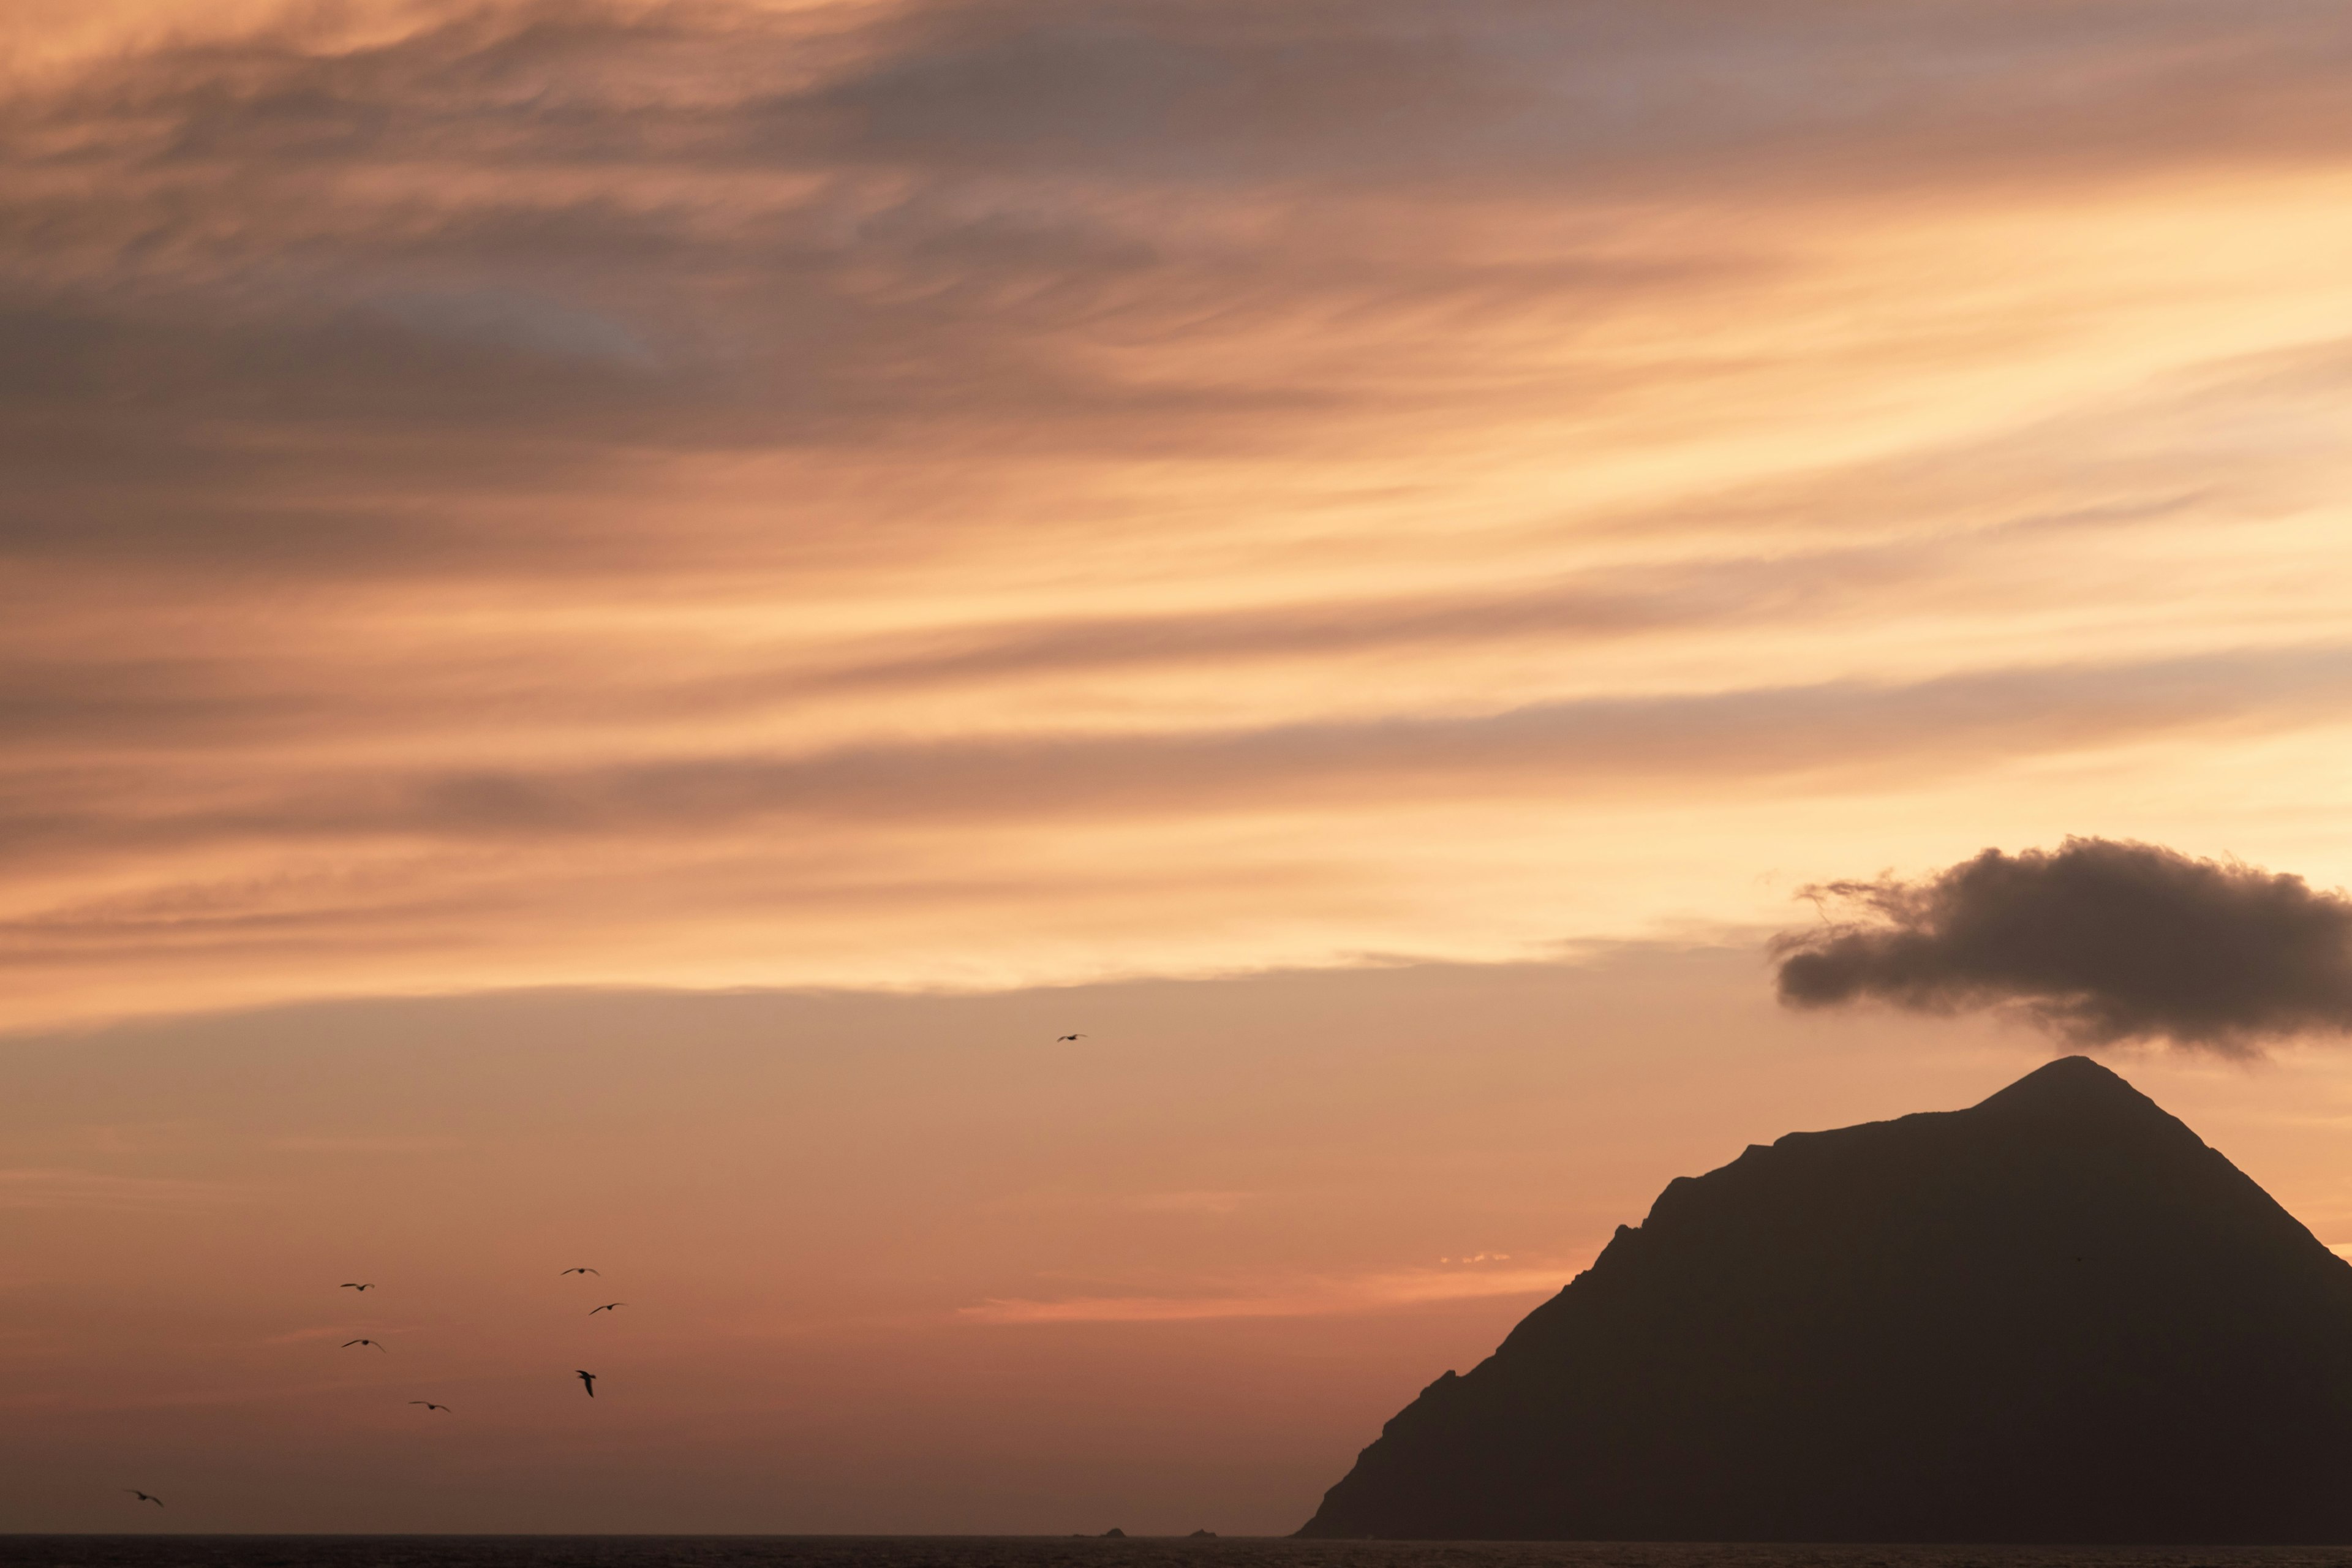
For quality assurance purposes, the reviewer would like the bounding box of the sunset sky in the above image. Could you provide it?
[10,0,2352,1534]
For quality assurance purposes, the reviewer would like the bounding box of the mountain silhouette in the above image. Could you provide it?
[1299,1056,2352,1542]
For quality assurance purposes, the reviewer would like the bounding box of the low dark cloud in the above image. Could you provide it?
[1773,838,2352,1052]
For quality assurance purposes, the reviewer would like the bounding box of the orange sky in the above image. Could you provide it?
[9,0,2352,1533]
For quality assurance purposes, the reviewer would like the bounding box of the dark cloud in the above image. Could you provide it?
[813,0,2352,190]
[1773,837,2352,1052]
[27,0,2352,187]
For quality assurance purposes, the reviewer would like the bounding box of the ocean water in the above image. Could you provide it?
[0,1540,2338,1568]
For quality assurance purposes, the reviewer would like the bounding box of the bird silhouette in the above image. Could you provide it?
[560,1267,600,1276]
[341,1283,375,1292]
[576,1369,598,1397]
[410,1401,451,1412]
[589,1302,626,1315]
[1056,1033,1087,1042]
[126,1490,163,1507]
[343,1338,387,1352]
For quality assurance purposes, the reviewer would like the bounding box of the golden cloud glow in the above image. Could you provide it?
[7,4,2352,1028]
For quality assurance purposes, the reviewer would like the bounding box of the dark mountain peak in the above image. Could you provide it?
[1975,1051,2148,1112]
[1967,1053,2206,1151]
[1300,1060,2352,1544]
[1985,1050,2122,1095]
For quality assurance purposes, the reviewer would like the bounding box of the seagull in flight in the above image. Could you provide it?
[341,1283,375,1292]
[343,1338,387,1352]
[560,1267,600,1276]
[589,1303,626,1315]
[409,1401,451,1412]
[125,1490,163,1507]
[1056,1033,1087,1042]
[576,1369,598,1398]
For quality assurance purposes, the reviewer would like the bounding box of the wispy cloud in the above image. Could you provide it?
[10,643,2352,864]
[960,1263,1568,1324]
[1125,1191,1251,1216]
[7,1,2352,1027]
[264,1134,462,1154]
[0,1167,244,1211]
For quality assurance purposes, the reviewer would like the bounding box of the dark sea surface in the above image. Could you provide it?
[0,1540,2340,1568]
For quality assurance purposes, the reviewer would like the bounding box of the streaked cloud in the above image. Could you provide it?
[264,1134,463,1154]
[1126,1191,1251,1216]
[0,1168,245,1211]
[960,1262,1569,1324]
[7,0,2352,1027]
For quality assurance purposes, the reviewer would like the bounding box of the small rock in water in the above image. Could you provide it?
[1100,1528,1125,1538]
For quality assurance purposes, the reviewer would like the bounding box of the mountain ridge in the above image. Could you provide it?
[1298,1055,2352,1543]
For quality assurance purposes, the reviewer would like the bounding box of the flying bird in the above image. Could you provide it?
[341,1283,375,1292]
[576,1370,597,1398]
[1056,1033,1087,1042]
[343,1338,387,1351]
[125,1490,163,1507]
[409,1401,451,1412]
[559,1267,600,1276]
[589,1303,625,1315]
